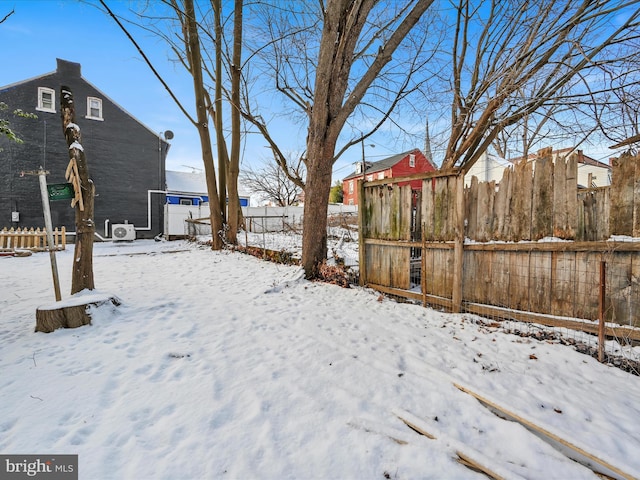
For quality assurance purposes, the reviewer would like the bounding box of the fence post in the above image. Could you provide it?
[451,173,465,313]
[598,260,606,363]
[358,179,366,286]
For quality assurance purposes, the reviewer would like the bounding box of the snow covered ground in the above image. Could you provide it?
[1,239,640,479]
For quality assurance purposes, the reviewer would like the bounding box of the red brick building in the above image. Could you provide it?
[342,148,436,205]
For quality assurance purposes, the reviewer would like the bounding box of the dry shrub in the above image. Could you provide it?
[232,244,300,266]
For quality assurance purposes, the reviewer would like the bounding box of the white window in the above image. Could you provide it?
[378,172,384,180]
[348,199,354,205]
[37,87,55,113]
[179,198,193,205]
[349,180,354,194]
[409,154,416,167]
[86,97,103,120]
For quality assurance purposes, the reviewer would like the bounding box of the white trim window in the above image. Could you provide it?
[409,154,416,167]
[378,172,384,180]
[349,180,354,194]
[86,97,103,120]
[36,87,55,113]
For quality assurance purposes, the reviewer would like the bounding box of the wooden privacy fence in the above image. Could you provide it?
[0,227,66,251]
[359,148,640,340]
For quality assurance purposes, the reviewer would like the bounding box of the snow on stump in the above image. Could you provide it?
[35,292,121,333]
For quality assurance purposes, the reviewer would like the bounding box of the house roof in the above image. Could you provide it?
[166,170,208,194]
[342,148,430,181]
[0,59,168,145]
[166,170,250,198]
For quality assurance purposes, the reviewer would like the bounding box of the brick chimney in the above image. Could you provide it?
[56,58,81,78]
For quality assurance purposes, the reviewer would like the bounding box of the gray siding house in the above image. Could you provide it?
[0,58,169,239]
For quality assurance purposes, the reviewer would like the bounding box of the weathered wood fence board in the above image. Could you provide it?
[553,153,577,238]
[510,159,533,241]
[422,175,458,241]
[532,149,554,240]
[508,250,529,311]
[577,188,609,241]
[364,243,411,290]
[360,149,640,332]
[363,184,412,240]
[423,243,640,327]
[610,153,638,236]
[574,252,600,320]
[551,252,575,318]
[464,151,585,242]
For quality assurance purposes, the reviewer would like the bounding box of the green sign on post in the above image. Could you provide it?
[47,183,75,201]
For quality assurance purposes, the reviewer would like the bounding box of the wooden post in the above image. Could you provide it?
[358,179,367,286]
[598,260,606,363]
[451,174,465,313]
[421,222,427,307]
[37,169,62,301]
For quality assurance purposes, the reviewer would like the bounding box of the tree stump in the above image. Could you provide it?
[35,295,121,333]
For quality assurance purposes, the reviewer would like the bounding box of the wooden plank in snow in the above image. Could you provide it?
[394,409,526,480]
[453,383,637,480]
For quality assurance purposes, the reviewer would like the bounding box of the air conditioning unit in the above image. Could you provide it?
[112,224,136,241]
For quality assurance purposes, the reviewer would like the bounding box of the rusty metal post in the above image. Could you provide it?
[598,260,606,363]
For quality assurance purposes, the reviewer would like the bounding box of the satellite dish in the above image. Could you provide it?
[163,130,174,140]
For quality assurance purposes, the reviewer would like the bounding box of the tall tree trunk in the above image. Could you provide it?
[60,86,95,294]
[302,141,335,278]
[299,0,432,278]
[213,0,226,228]
[185,0,223,249]
[227,0,243,245]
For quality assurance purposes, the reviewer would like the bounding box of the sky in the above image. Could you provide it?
[0,0,394,183]
[0,1,205,172]
[2,235,640,479]
[0,1,630,189]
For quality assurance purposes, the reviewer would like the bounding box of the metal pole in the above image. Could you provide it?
[598,260,606,363]
[37,168,62,301]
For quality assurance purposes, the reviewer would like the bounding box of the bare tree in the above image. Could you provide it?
[100,0,247,248]
[227,0,244,243]
[589,34,640,149]
[0,8,14,24]
[242,0,436,277]
[302,0,436,277]
[175,0,225,248]
[438,0,640,172]
[242,154,304,207]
